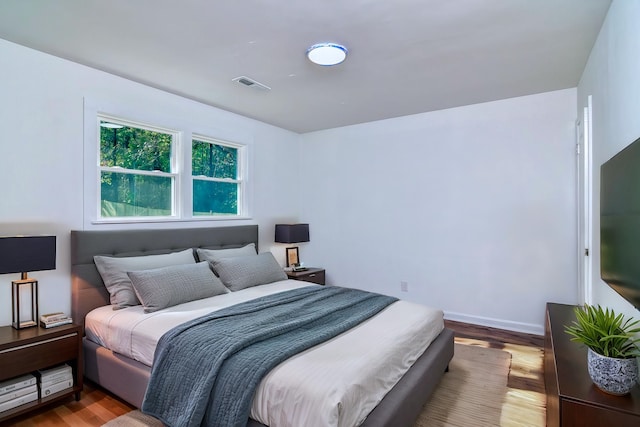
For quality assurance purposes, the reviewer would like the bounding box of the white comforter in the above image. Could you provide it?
[85,280,444,427]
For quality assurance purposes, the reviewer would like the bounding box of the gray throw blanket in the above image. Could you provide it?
[141,286,398,427]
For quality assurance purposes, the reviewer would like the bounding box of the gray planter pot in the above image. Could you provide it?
[587,348,639,395]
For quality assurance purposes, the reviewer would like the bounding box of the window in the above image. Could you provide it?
[90,111,249,224]
[192,136,244,216]
[98,117,178,219]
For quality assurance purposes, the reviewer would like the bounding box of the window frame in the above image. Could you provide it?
[97,114,181,221]
[83,99,252,227]
[191,134,247,218]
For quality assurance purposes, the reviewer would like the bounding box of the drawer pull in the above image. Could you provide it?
[0,333,77,354]
[309,274,316,277]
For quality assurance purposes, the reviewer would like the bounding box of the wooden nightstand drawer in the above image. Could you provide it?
[301,270,325,285]
[286,268,325,285]
[0,332,79,379]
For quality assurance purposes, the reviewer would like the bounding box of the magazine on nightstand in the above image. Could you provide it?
[39,312,73,328]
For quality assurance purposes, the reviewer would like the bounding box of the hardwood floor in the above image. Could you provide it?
[0,382,135,427]
[445,319,544,348]
[1,321,545,426]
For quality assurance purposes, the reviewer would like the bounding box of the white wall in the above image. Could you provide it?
[578,0,640,320]
[0,39,300,327]
[299,89,578,334]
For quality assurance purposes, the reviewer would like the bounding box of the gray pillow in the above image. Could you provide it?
[127,262,228,313]
[94,249,196,309]
[211,252,287,292]
[196,243,257,263]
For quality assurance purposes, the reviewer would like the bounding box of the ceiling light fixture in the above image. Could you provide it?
[306,43,348,66]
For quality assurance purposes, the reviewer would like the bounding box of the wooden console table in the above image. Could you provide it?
[545,302,640,427]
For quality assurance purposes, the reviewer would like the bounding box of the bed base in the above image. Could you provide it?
[84,328,454,427]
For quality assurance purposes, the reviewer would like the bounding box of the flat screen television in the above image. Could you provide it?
[600,135,640,310]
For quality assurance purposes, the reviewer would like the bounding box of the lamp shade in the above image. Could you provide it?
[275,224,310,244]
[0,236,56,274]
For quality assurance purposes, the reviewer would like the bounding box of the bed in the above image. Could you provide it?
[71,225,454,427]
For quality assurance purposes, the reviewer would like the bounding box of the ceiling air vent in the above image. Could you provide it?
[232,76,271,91]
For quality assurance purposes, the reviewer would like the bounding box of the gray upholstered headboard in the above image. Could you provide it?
[71,225,259,330]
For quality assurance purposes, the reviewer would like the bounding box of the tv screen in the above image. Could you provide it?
[600,135,640,310]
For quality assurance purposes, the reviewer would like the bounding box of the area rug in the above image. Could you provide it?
[102,408,164,427]
[103,343,512,427]
[414,343,512,427]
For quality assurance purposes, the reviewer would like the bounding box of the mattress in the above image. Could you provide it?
[85,280,444,427]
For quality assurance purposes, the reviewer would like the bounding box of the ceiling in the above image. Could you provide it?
[0,0,611,133]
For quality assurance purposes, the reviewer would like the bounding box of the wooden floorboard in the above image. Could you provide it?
[0,321,545,426]
[444,319,544,348]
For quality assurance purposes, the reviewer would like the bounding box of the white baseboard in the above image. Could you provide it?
[444,311,544,336]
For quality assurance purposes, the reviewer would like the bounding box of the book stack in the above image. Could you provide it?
[0,374,38,413]
[40,312,73,329]
[38,365,73,398]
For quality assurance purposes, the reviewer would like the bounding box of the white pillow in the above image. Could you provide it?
[94,249,196,309]
[128,262,228,313]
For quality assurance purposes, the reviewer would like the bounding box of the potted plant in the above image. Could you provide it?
[565,304,640,395]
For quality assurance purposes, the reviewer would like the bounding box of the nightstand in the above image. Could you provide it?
[286,268,325,285]
[0,323,83,423]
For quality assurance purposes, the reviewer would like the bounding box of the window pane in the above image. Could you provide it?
[101,171,172,217]
[192,140,238,179]
[100,121,172,172]
[193,179,238,216]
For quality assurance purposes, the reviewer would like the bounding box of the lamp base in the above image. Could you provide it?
[12,320,38,329]
[11,278,39,330]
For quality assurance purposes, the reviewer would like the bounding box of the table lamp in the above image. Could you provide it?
[275,224,310,269]
[0,236,56,329]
